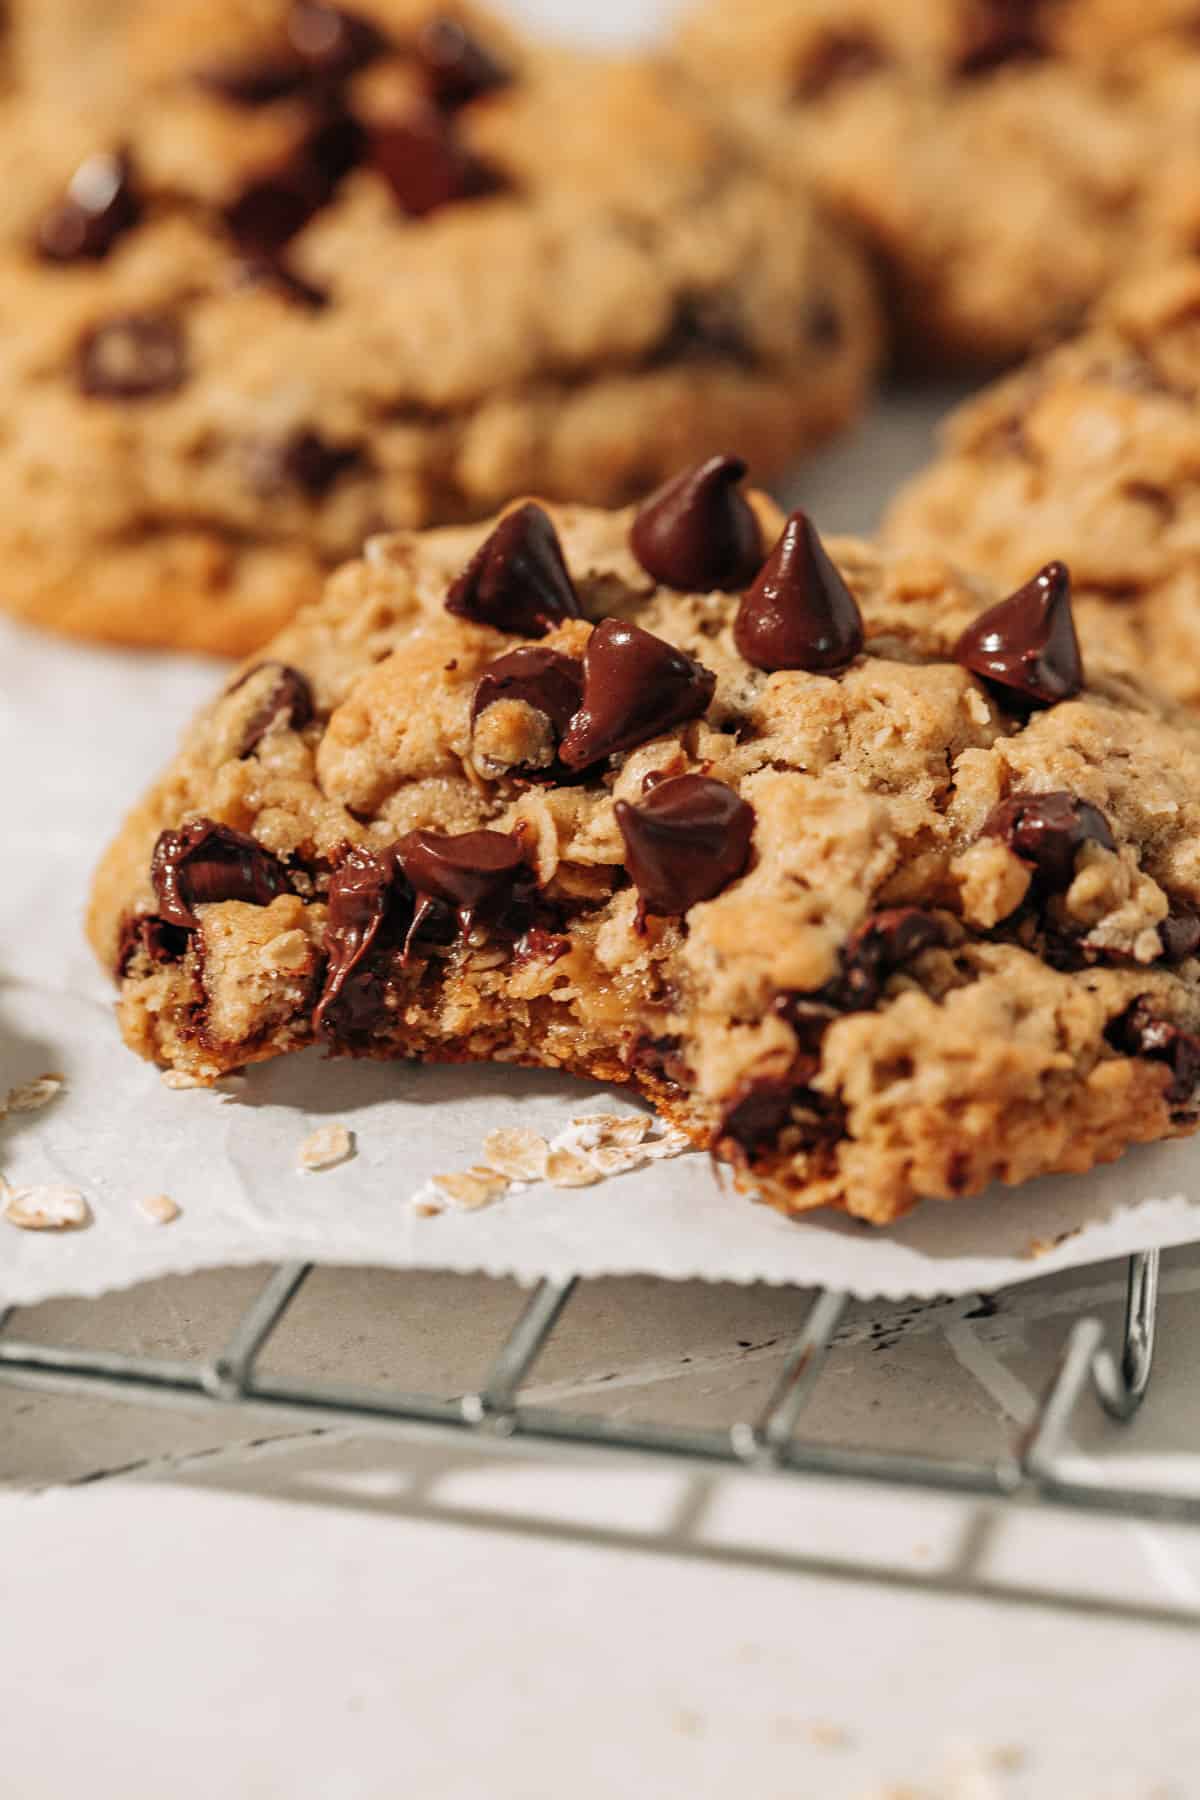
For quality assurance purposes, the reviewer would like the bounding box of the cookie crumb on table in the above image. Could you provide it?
[138,1193,181,1225]
[3,1184,91,1231]
[297,1122,355,1172]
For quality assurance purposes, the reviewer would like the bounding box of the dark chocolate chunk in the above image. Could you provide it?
[1106,998,1200,1106]
[245,428,363,498]
[955,562,1083,711]
[630,455,763,594]
[1160,912,1200,963]
[982,791,1115,892]
[77,312,187,400]
[287,1,389,80]
[314,843,403,1036]
[150,819,291,928]
[397,827,528,956]
[368,103,499,216]
[193,51,309,105]
[650,290,757,369]
[37,149,141,264]
[836,907,944,1009]
[470,645,584,774]
[116,913,189,976]
[229,662,315,756]
[614,774,753,920]
[714,1074,845,1159]
[225,115,365,257]
[416,15,512,109]
[793,30,888,101]
[445,502,581,637]
[559,619,716,769]
[733,510,864,673]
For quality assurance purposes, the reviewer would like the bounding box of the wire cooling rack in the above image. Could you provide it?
[0,1248,1194,1522]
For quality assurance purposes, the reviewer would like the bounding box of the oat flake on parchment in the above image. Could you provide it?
[297,1123,355,1172]
[432,1167,511,1210]
[482,1127,550,1182]
[545,1148,601,1188]
[4,1185,91,1231]
[4,1075,64,1115]
[139,1193,181,1225]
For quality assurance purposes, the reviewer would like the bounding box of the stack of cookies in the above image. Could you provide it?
[11,0,1200,1224]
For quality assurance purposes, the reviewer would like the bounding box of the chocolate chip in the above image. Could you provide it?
[194,52,310,105]
[225,115,365,257]
[650,291,757,369]
[714,1075,845,1159]
[245,428,363,498]
[78,312,187,400]
[836,908,944,1009]
[416,15,512,109]
[559,619,716,769]
[630,456,763,594]
[368,103,499,216]
[1160,912,1200,962]
[445,503,581,638]
[1106,998,1200,1107]
[314,843,404,1036]
[793,30,889,101]
[982,791,1115,892]
[733,510,863,674]
[614,774,753,922]
[229,662,315,757]
[287,1,389,80]
[955,562,1083,711]
[116,913,189,976]
[957,0,1045,76]
[470,646,584,776]
[396,827,528,957]
[150,819,291,928]
[37,149,141,263]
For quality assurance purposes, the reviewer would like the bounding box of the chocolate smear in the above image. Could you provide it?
[955,562,1083,711]
[733,510,863,673]
[982,790,1114,892]
[630,455,762,593]
[314,843,403,1036]
[446,503,580,637]
[37,149,141,263]
[615,774,753,921]
[559,620,715,769]
[150,819,291,928]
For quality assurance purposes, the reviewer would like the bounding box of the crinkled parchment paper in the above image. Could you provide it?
[3,398,1198,1306]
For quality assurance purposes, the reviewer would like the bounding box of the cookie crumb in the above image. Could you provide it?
[413,1199,444,1218]
[1028,1227,1081,1259]
[161,1069,212,1091]
[4,1184,91,1231]
[139,1193,181,1225]
[297,1122,355,1172]
[432,1166,510,1209]
[5,1074,64,1114]
[546,1148,601,1188]
[482,1127,550,1181]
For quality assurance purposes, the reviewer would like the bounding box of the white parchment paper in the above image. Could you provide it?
[4,395,1199,1307]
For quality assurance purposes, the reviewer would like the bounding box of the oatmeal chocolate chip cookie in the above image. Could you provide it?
[673,0,1157,365]
[0,1,878,657]
[89,463,1200,1224]
[884,260,1200,709]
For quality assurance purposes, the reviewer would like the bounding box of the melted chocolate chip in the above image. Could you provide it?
[229,662,315,757]
[793,30,889,100]
[470,646,584,774]
[630,456,763,594]
[614,774,753,921]
[1161,912,1200,963]
[314,843,404,1036]
[955,562,1083,711]
[416,15,512,109]
[982,791,1115,892]
[396,828,528,956]
[836,908,944,1009]
[287,1,389,80]
[445,503,581,637]
[246,428,363,498]
[368,103,499,216]
[1106,999,1200,1107]
[150,819,291,928]
[714,1074,845,1159]
[37,149,141,263]
[559,620,716,769]
[78,312,187,400]
[116,913,189,976]
[733,510,863,674]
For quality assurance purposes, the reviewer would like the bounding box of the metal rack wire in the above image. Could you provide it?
[0,1247,1195,1523]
